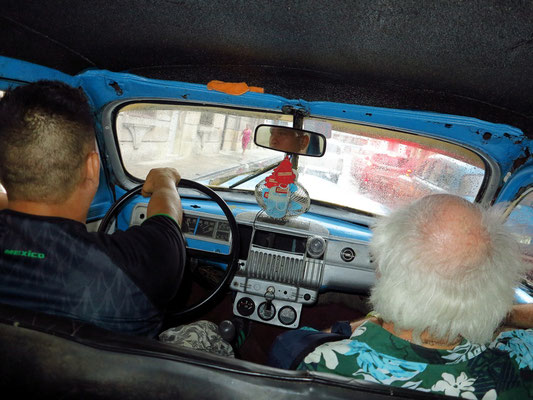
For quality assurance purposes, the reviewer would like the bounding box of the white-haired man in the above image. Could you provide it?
[269,194,532,399]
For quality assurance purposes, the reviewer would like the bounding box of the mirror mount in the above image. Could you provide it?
[290,153,299,170]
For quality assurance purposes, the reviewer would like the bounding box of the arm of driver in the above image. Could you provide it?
[142,168,183,226]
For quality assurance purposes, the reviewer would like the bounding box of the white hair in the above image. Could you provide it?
[369,194,527,344]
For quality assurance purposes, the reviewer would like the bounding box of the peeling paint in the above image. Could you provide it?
[108,81,123,96]
[483,132,492,140]
[444,123,452,128]
[511,148,531,171]
[182,94,189,99]
[365,113,372,117]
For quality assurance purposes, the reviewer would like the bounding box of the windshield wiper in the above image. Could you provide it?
[228,161,281,189]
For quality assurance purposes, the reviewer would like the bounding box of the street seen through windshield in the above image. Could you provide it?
[117,104,485,216]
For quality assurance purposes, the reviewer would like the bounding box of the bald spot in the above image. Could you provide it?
[419,196,490,277]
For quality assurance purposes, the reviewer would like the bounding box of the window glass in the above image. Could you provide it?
[116,103,291,181]
[115,104,486,216]
[505,189,533,286]
[298,117,485,214]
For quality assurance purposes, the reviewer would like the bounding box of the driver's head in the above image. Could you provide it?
[269,127,310,154]
[0,80,96,203]
[369,194,526,344]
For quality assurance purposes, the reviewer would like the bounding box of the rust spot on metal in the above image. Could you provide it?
[511,148,531,171]
[483,132,492,140]
[109,81,123,96]
[444,123,452,128]
[182,94,189,99]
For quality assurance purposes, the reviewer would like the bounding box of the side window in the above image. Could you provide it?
[505,189,533,286]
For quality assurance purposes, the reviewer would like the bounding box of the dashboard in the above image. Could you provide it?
[128,199,376,329]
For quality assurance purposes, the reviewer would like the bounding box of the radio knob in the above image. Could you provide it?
[306,236,326,258]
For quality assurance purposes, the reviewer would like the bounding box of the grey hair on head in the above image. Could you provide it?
[369,194,527,344]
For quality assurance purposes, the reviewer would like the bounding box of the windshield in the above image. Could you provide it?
[116,103,486,215]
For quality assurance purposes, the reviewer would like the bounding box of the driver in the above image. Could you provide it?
[269,127,310,154]
[0,80,186,338]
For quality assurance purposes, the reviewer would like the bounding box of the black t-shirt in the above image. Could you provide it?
[0,209,185,337]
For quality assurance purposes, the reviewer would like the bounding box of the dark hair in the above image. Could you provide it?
[0,80,95,202]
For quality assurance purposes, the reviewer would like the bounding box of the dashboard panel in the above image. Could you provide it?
[127,199,376,329]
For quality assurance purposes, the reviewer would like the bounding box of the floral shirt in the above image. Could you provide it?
[298,322,533,399]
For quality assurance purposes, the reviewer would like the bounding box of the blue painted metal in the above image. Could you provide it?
[497,164,533,203]
[0,56,76,87]
[77,69,293,114]
[185,237,230,255]
[87,168,115,222]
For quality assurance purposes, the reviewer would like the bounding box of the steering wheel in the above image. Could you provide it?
[97,179,240,324]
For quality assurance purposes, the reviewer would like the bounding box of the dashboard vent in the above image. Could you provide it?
[244,248,323,289]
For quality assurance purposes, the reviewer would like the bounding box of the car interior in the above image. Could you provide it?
[0,1,532,399]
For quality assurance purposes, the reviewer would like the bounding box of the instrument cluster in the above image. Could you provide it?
[181,215,231,242]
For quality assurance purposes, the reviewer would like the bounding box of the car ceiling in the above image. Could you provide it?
[1,1,533,137]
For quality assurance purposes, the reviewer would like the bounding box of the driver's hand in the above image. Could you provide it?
[142,168,181,197]
[142,168,183,225]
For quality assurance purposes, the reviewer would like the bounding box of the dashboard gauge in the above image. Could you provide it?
[257,302,276,321]
[197,219,216,237]
[278,306,297,326]
[236,297,255,317]
[215,222,231,241]
[306,236,326,258]
[215,230,230,241]
[182,216,197,234]
[218,222,230,231]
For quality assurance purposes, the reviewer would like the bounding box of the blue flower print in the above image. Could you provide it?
[493,329,533,370]
[344,340,427,384]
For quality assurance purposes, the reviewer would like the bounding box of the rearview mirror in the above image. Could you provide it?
[254,125,326,157]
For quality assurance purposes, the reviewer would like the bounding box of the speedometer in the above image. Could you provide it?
[215,221,231,241]
[197,219,216,237]
[182,216,197,233]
